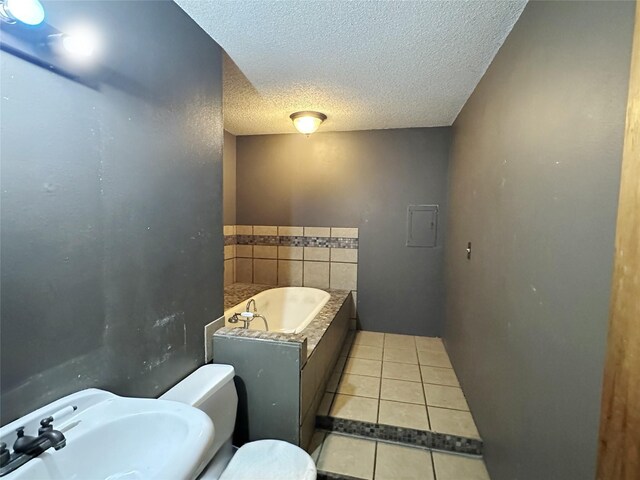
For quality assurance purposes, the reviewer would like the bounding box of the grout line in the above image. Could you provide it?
[302,256,306,287]
[329,257,332,289]
[377,333,385,423]
[332,391,424,404]
[427,404,471,413]
[319,431,330,464]
[431,447,438,480]
[418,336,433,430]
[313,431,328,467]
[422,380,461,387]
[372,440,378,480]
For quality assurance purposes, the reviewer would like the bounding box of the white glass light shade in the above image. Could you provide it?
[290,111,327,135]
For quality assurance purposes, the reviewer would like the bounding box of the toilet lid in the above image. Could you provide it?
[219,439,317,480]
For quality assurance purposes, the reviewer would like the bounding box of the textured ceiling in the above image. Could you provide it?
[176,0,527,135]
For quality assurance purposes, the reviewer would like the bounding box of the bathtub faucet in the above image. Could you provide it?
[252,314,269,331]
[245,299,257,313]
[228,298,269,330]
[228,313,248,328]
[229,310,269,331]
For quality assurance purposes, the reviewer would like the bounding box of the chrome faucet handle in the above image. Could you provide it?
[38,417,54,435]
[229,313,248,323]
[13,428,36,454]
[229,313,250,329]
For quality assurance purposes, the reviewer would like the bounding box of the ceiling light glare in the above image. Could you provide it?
[0,0,46,26]
[61,30,96,59]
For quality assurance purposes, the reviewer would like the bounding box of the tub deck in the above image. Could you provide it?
[220,283,351,359]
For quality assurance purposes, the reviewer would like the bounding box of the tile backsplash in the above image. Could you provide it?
[223,225,358,325]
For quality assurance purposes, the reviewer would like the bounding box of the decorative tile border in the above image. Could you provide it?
[278,235,305,247]
[253,234,280,245]
[330,237,358,249]
[235,234,254,245]
[315,416,483,456]
[228,233,359,249]
[304,236,332,248]
[224,226,359,315]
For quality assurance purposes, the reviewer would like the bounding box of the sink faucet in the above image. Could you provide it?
[0,417,66,477]
[15,417,66,454]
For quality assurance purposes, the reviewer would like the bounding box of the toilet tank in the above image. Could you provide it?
[161,364,238,459]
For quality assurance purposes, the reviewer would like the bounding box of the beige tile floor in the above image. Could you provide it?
[308,431,490,480]
[320,331,481,439]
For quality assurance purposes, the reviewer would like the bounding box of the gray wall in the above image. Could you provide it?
[444,2,634,479]
[0,1,224,424]
[236,128,450,336]
[224,130,237,224]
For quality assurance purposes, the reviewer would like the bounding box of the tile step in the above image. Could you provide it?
[316,415,483,456]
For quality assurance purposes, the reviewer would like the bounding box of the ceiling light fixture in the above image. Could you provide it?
[289,111,327,136]
[0,0,45,26]
[52,30,96,60]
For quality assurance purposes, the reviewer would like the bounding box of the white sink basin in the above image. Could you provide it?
[0,389,214,480]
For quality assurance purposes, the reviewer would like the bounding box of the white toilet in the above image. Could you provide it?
[160,364,317,480]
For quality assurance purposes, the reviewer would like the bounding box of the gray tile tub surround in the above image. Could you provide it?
[221,283,351,358]
[213,334,304,446]
[214,285,352,447]
[214,327,308,355]
[300,297,351,449]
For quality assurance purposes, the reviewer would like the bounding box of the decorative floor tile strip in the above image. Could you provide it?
[315,415,483,456]
[224,235,237,246]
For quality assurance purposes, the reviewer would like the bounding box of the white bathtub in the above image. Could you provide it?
[224,287,330,334]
